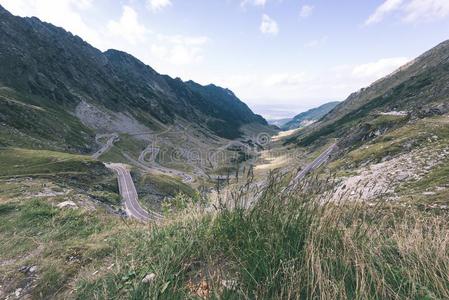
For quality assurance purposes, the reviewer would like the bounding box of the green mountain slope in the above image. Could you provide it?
[282,101,339,130]
[289,40,449,148]
[0,4,268,152]
[0,87,95,152]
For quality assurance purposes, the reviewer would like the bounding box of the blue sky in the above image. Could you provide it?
[1,0,449,119]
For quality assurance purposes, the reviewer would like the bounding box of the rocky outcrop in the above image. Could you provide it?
[0,4,268,149]
[293,40,449,147]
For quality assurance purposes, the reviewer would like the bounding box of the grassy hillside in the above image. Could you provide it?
[1,119,449,299]
[282,101,339,130]
[0,5,270,144]
[290,40,449,149]
[2,174,449,299]
[0,147,119,203]
[0,148,98,177]
[2,5,449,299]
[0,87,94,153]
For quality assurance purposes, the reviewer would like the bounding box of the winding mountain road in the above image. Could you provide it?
[106,163,163,222]
[137,145,195,183]
[92,133,119,159]
[286,143,338,190]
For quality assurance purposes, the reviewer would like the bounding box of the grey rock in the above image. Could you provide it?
[422,191,436,196]
[142,273,156,284]
[221,279,238,290]
[56,201,78,209]
[396,173,409,181]
[29,266,37,273]
[15,288,22,297]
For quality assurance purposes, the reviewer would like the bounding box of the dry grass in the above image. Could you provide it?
[2,169,449,299]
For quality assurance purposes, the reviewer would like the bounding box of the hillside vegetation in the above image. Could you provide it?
[2,3,449,299]
[291,40,449,149]
[0,88,95,152]
[282,101,339,130]
[0,4,268,146]
[1,173,449,299]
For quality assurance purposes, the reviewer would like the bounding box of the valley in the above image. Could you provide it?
[1,3,449,299]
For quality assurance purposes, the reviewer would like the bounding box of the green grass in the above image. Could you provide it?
[0,87,94,152]
[153,145,194,173]
[396,162,449,206]
[138,173,196,198]
[0,148,100,177]
[330,115,449,169]
[100,134,147,163]
[1,140,449,299]
[2,173,449,299]
[294,65,443,147]
[73,175,449,299]
[0,147,119,207]
[0,197,118,299]
[408,163,449,192]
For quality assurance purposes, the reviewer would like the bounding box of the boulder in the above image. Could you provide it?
[142,273,156,284]
[57,201,78,209]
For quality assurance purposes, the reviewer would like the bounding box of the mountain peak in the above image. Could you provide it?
[104,49,151,67]
[0,4,269,141]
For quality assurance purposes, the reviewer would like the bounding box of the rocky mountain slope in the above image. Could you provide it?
[268,117,292,128]
[291,40,449,148]
[282,101,339,130]
[0,4,268,154]
[1,4,449,298]
[275,40,449,211]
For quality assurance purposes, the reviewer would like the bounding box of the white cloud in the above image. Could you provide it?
[73,0,93,10]
[104,5,208,66]
[210,56,410,108]
[157,35,209,46]
[150,34,209,65]
[299,4,314,18]
[305,36,328,48]
[0,0,100,45]
[241,0,267,7]
[365,0,404,25]
[402,0,449,22]
[210,72,307,96]
[351,57,409,78]
[0,1,209,68]
[264,73,306,86]
[169,45,202,65]
[260,14,279,35]
[107,6,148,44]
[365,0,449,25]
[147,0,172,12]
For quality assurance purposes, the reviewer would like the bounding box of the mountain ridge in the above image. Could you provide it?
[0,4,268,152]
[290,39,449,148]
[282,101,340,130]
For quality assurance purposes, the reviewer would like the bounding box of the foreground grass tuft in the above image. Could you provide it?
[73,175,449,299]
[1,162,448,299]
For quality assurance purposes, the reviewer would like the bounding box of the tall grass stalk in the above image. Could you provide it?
[77,173,449,299]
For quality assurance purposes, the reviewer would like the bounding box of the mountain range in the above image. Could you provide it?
[289,40,449,149]
[2,3,449,299]
[0,4,268,154]
[280,101,340,130]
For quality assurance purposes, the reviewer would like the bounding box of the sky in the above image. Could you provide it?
[1,0,449,119]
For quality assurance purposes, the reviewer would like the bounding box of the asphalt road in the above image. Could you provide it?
[106,163,163,222]
[137,146,195,183]
[287,143,338,190]
[92,133,118,159]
